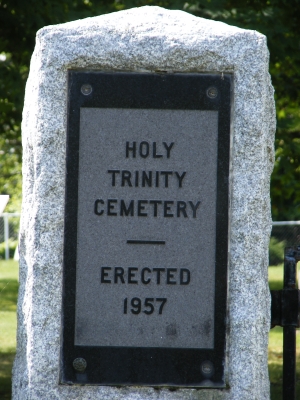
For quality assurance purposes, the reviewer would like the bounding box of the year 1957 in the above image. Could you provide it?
[123,297,167,315]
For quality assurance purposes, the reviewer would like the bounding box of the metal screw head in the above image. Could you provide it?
[206,87,218,99]
[81,84,92,95]
[201,360,214,377]
[73,357,87,372]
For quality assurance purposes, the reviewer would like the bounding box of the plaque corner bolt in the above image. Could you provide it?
[201,360,214,378]
[206,87,218,99]
[73,357,87,373]
[81,84,92,96]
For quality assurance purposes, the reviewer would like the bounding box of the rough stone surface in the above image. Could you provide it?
[13,6,275,400]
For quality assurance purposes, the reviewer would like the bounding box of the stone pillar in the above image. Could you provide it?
[13,6,275,399]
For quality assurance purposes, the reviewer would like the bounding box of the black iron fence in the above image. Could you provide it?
[271,246,300,400]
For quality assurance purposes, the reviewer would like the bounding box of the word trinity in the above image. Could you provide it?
[107,170,186,188]
[94,140,201,219]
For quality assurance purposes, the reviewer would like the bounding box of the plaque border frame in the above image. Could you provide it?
[61,71,232,388]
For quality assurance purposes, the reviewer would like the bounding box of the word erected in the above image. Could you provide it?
[123,297,167,315]
[101,267,191,285]
[95,199,201,218]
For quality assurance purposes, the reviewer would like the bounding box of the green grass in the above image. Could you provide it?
[0,260,299,399]
[0,260,18,400]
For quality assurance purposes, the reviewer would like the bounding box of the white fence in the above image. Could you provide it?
[0,213,299,260]
[0,212,21,260]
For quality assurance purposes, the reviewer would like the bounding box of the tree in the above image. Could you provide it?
[0,0,95,212]
[1,0,299,219]
[184,0,300,220]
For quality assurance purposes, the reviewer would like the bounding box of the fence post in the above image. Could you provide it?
[4,213,9,260]
[282,247,299,400]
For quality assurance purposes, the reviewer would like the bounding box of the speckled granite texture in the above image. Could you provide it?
[13,6,275,399]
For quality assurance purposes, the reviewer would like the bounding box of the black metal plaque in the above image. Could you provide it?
[62,71,231,387]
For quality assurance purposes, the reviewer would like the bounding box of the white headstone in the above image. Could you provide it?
[13,6,275,399]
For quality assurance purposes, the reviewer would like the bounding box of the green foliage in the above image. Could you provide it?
[0,0,299,218]
[269,237,285,266]
[183,0,300,220]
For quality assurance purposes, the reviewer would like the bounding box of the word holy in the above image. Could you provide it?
[125,141,174,158]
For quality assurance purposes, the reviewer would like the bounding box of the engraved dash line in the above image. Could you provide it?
[127,240,165,245]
